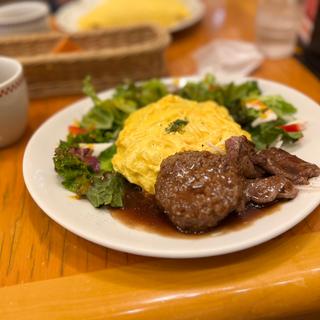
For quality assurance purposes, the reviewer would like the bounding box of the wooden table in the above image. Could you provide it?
[1,0,320,318]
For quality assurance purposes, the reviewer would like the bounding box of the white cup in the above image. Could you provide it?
[0,56,29,148]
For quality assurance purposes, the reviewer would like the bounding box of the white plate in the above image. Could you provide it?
[55,0,205,33]
[23,76,320,258]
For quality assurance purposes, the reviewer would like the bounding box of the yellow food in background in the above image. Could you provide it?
[112,95,251,194]
[78,0,190,29]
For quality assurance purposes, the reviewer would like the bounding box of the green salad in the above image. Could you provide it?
[53,75,303,208]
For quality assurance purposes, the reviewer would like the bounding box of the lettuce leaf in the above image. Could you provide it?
[98,144,117,172]
[260,96,297,119]
[178,75,261,126]
[81,106,114,130]
[53,141,93,195]
[250,119,302,150]
[53,141,125,207]
[83,76,102,106]
[78,77,168,143]
[114,79,168,107]
[86,173,125,208]
[67,129,118,144]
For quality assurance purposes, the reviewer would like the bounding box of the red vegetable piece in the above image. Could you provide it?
[68,125,87,136]
[280,123,302,133]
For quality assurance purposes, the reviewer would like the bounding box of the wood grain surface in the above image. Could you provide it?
[2,231,320,319]
[1,0,320,318]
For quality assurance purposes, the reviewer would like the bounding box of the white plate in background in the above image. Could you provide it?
[55,0,205,33]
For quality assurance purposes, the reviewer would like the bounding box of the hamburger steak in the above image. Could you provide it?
[155,151,244,233]
[252,147,320,185]
[155,136,320,233]
[244,176,298,204]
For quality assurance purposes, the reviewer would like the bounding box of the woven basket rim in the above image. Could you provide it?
[1,24,170,65]
[3,24,169,98]
[0,23,164,38]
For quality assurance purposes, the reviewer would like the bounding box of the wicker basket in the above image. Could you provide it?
[0,25,170,98]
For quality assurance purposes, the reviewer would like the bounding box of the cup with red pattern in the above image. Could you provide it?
[0,56,29,148]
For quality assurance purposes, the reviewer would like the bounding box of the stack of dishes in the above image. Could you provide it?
[0,1,50,36]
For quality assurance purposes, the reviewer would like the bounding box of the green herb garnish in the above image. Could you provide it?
[165,118,189,134]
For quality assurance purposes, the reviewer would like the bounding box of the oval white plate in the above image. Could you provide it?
[23,76,320,258]
[55,0,205,33]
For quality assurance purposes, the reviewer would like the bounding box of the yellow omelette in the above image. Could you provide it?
[112,95,250,194]
[78,0,190,30]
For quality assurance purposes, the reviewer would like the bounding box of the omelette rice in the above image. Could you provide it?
[112,95,250,194]
[78,0,190,30]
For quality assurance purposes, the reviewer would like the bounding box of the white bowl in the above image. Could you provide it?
[0,1,50,35]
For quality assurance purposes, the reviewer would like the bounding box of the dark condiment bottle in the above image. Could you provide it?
[297,0,320,77]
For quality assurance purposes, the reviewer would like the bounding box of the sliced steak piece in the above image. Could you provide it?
[245,176,298,205]
[252,148,320,185]
[155,151,244,233]
[225,135,265,178]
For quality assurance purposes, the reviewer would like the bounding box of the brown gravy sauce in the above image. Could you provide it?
[111,186,281,238]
